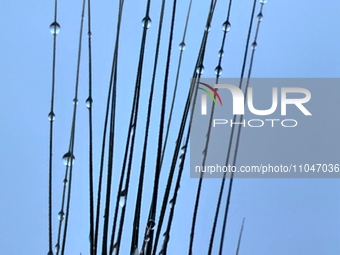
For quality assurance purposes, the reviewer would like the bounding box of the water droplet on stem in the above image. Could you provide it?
[142,17,152,28]
[62,152,75,166]
[50,22,61,35]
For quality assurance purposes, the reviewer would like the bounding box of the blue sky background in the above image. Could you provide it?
[0,0,339,254]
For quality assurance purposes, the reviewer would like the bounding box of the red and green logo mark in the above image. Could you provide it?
[199,82,222,106]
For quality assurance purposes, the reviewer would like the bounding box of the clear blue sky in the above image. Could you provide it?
[0,0,339,254]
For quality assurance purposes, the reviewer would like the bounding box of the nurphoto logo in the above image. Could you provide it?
[200,83,312,128]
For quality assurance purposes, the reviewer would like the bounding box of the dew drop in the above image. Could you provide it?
[48,112,55,121]
[119,189,126,207]
[132,247,139,255]
[119,196,126,207]
[58,211,65,221]
[163,232,169,242]
[205,25,211,32]
[147,219,156,230]
[222,21,231,32]
[196,64,204,75]
[145,235,151,242]
[47,251,53,255]
[179,41,186,51]
[86,97,93,109]
[88,31,92,37]
[215,65,223,76]
[63,178,68,185]
[50,22,61,35]
[251,42,257,50]
[257,12,263,21]
[180,145,186,154]
[260,0,267,4]
[112,243,117,255]
[54,243,60,253]
[73,98,78,105]
[130,127,135,138]
[218,49,224,58]
[169,198,174,208]
[62,152,75,166]
[142,16,152,29]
